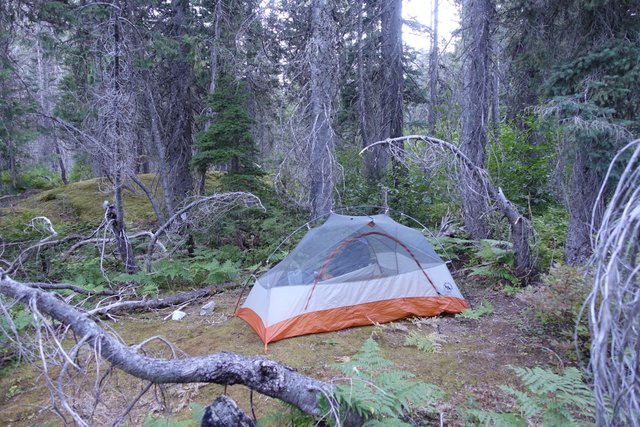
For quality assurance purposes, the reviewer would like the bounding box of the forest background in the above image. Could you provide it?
[0,0,639,425]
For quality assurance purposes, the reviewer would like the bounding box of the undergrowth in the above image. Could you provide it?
[327,337,444,425]
[456,298,494,320]
[466,366,596,426]
[518,265,591,358]
[403,331,442,353]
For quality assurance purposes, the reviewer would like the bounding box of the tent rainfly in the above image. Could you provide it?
[237,214,467,349]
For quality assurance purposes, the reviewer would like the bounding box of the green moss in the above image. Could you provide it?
[1,174,235,235]
[0,207,47,240]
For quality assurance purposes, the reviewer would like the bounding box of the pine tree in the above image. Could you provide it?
[193,75,256,175]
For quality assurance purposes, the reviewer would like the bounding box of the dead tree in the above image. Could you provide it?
[427,0,439,135]
[308,0,338,219]
[588,139,640,426]
[362,135,535,279]
[459,0,495,239]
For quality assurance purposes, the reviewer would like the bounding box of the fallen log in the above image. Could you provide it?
[88,282,237,316]
[0,274,332,420]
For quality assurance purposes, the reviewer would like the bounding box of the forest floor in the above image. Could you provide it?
[0,276,572,426]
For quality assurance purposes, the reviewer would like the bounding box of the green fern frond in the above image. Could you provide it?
[331,338,443,425]
[466,366,596,427]
[456,299,494,320]
[499,385,541,418]
[466,409,526,427]
[333,338,393,376]
[403,331,441,353]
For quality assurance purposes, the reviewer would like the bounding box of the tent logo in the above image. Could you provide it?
[443,282,453,294]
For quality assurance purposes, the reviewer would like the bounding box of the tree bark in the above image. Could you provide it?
[459,0,494,239]
[308,0,338,219]
[106,198,139,274]
[382,0,404,183]
[565,151,604,264]
[201,396,256,427]
[428,0,439,135]
[161,0,194,209]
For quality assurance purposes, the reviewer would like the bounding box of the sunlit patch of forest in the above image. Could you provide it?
[0,0,638,425]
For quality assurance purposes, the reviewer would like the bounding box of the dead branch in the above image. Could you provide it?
[131,175,167,225]
[5,234,84,276]
[361,135,536,279]
[64,231,166,259]
[588,139,640,426]
[144,192,264,272]
[0,274,331,419]
[88,282,236,316]
[25,281,118,296]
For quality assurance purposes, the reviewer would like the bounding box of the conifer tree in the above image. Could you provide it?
[193,75,256,177]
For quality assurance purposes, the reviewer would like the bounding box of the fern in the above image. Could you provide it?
[466,366,596,426]
[329,338,444,426]
[456,298,494,320]
[468,240,519,286]
[403,331,441,353]
[465,409,526,427]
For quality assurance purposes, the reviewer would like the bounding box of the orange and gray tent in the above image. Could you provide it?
[236,213,467,349]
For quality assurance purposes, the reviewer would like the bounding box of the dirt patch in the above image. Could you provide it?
[0,278,568,426]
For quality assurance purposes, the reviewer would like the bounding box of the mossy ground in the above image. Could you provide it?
[0,177,570,426]
[0,277,567,426]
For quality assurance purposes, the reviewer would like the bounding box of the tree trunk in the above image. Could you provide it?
[459,0,493,239]
[110,187,139,274]
[428,0,439,135]
[145,83,176,216]
[565,151,604,264]
[358,2,381,182]
[110,3,138,274]
[196,0,222,196]
[162,0,194,209]
[8,138,17,190]
[35,35,68,185]
[308,0,337,219]
[381,0,403,184]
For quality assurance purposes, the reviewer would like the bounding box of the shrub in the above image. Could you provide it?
[468,239,519,286]
[1,165,63,191]
[518,265,591,356]
[532,206,568,271]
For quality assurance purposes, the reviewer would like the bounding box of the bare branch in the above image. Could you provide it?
[5,234,84,276]
[144,192,264,272]
[361,135,536,278]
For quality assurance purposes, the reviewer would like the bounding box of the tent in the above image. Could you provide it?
[237,213,467,349]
